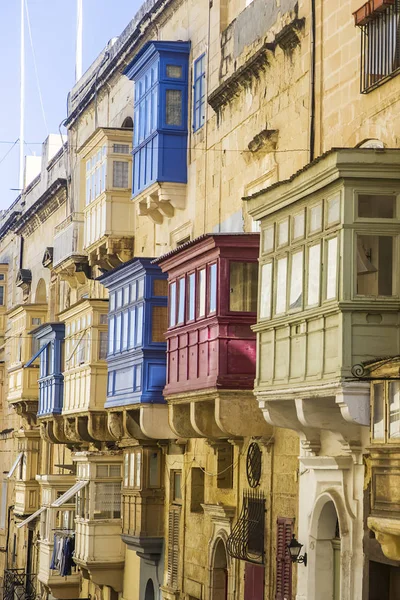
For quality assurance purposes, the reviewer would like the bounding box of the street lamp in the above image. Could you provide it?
[287,535,307,566]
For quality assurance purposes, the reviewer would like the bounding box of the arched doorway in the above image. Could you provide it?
[309,499,341,600]
[35,278,47,304]
[144,579,154,600]
[211,539,228,600]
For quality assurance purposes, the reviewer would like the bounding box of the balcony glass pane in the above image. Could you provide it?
[357,235,393,296]
[177,278,185,324]
[358,194,395,219]
[389,382,400,439]
[293,212,305,240]
[309,203,322,233]
[173,471,182,501]
[124,454,129,487]
[138,278,145,300]
[229,262,258,312]
[372,383,385,440]
[209,264,217,313]
[135,452,142,488]
[129,307,136,348]
[169,282,176,327]
[109,317,115,354]
[136,305,143,346]
[188,273,195,321]
[327,194,340,225]
[149,451,160,487]
[154,279,168,296]
[262,225,274,253]
[129,453,135,487]
[307,243,321,306]
[275,257,287,314]
[94,482,121,519]
[278,219,289,246]
[122,311,129,350]
[260,262,272,319]
[289,250,303,310]
[198,269,206,318]
[113,161,129,188]
[326,237,338,300]
[152,306,167,342]
[166,89,182,126]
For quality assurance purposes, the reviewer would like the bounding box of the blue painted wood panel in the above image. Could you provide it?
[30,323,65,417]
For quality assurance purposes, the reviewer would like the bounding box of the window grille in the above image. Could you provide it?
[113,161,129,188]
[226,490,265,564]
[113,143,130,154]
[358,1,400,92]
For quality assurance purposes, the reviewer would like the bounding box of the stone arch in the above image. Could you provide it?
[356,138,385,149]
[35,278,47,304]
[121,116,133,129]
[308,491,350,600]
[211,537,229,600]
[144,579,154,600]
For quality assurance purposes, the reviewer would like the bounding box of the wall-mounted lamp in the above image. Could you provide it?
[287,534,307,566]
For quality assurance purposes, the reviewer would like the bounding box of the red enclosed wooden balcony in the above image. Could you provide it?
[157,233,271,439]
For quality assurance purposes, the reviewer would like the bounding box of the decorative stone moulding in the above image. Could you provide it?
[136,182,186,225]
[15,269,32,301]
[353,0,395,26]
[368,517,400,561]
[274,17,306,52]
[41,247,54,269]
[106,405,176,442]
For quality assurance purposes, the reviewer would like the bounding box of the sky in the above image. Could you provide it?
[0,0,142,211]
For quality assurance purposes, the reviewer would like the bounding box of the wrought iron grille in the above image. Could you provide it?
[3,570,37,600]
[226,490,265,564]
[358,1,400,93]
[246,442,262,488]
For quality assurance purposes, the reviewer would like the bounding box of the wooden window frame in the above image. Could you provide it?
[275,517,294,600]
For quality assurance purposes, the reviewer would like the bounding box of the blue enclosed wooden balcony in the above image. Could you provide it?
[98,258,168,409]
[27,323,65,417]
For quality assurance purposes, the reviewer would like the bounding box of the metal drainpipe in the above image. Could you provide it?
[19,235,24,269]
[309,0,316,163]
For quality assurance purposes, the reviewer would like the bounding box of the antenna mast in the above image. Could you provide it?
[76,0,83,82]
[19,0,25,191]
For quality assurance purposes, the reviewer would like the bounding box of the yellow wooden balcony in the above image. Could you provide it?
[6,304,47,419]
[59,299,108,415]
[79,128,135,269]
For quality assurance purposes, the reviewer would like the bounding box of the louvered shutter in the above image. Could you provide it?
[275,518,293,600]
[244,563,265,600]
[167,506,181,588]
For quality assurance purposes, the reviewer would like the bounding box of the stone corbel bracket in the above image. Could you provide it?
[274,17,306,53]
[137,182,186,225]
[248,129,279,154]
[368,517,400,561]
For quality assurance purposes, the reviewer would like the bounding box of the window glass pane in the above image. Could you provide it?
[293,212,305,239]
[276,257,288,314]
[0,286,4,306]
[113,161,129,188]
[307,244,321,306]
[198,269,206,318]
[154,279,168,296]
[260,263,272,319]
[177,278,185,324]
[99,331,108,360]
[278,219,289,246]
[173,471,182,500]
[167,64,182,78]
[124,454,129,487]
[358,194,395,219]
[373,383,385,440]
[129,453,135,487]
[166,90,182,126]
[263,226,274,253]
[309,203,322,233]
[135,364,142,391]
[327,194,340,224]
[229,262,258,312]
[94,482,121,519]
[152,306,167,342]
[188,273,195,321]
[137,278,144,300]
[169,282,176,327]
[389,382,400,439]
[113,144,130,154]
[289,250,303,310]
[136,305,143,345]
[357,235,393,296]
[135,452,142,488]
[209,264,217,313]
[122,312,129,350]
[129,307,136,348]
[326,237,338,300]
[109,317,115,354]
[149,451,160,487]
[116,314,122,352]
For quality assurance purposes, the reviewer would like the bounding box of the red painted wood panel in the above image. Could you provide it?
[244,563,264,600]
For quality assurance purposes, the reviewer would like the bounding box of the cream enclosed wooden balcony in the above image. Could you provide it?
[79,128,135,270]
[73,452,124,591]
[245,149,400,451]
[59,299,108,415]
[6,303,48,421]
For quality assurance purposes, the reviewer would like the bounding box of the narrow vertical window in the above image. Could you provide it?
[169,282,177,327]
[260,263,272,319]
[188,273,195,321]
[372,383,385,441]
[326,237,338,300]
[289,250,303,310]
[275,257,288,314]
[389,382,400,440]
[177,278,185,324]
[307,243,321,306]
[113,161,129,188]
[198,269,206,318]
[193,54,206,131]
[209,264,217,313]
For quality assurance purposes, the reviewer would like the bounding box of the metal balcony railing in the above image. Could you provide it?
[3,569,37,600]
